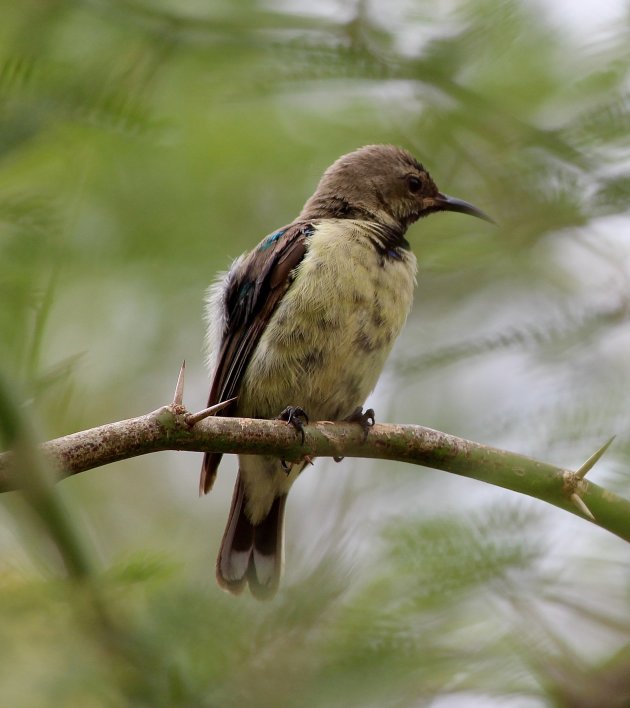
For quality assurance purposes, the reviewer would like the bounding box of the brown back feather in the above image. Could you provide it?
[200,222,313,494]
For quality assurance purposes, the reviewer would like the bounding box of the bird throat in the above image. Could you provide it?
[362,221,410,255]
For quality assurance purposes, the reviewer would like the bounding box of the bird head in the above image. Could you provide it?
[300,144,492,230]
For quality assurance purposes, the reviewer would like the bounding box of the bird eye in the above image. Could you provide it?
[407,175,422,193]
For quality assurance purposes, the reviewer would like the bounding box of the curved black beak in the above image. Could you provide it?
[434,193,495,224]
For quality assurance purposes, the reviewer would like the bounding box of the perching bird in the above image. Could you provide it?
[202,144,491,599]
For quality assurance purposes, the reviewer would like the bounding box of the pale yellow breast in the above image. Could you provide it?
[239,220,417,421]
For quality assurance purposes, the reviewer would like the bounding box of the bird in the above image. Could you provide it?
[201,144,491,599]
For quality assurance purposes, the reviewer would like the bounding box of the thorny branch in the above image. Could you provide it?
[0,363,628,543]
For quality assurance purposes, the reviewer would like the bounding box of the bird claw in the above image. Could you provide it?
[281,453,313,475]
[278,406,310,474]
[277,405,309,445]
[345,406,375,440]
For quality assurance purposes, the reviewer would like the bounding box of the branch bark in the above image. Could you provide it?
[0,403,628,543]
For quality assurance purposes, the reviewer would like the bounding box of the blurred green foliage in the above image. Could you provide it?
[1,0,629,705]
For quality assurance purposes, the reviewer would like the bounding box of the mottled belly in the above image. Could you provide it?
[238,223,417,421]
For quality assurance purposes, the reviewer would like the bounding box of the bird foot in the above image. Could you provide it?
[346,406,375,440]
[280,453,314,475]
[277,405,309,443]
[333,407,375,463]
[277,406,309,473]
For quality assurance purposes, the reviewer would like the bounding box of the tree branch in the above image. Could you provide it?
[0,401,628,543]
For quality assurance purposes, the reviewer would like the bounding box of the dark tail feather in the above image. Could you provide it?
[200,451,222,495]
[215,474,253,595]
[216,473,286,600]
[248,492,286,600]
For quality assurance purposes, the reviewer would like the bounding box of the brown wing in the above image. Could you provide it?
[200,222,313,494]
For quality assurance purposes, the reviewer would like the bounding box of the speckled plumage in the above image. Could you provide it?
[202,145,490,599]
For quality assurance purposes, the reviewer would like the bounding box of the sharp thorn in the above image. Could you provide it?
[570,493,596,521]
[575,436,615,480]
[173,360,186,406]
[186,397,237,426]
